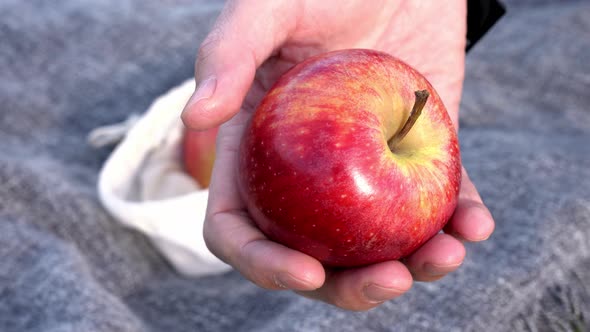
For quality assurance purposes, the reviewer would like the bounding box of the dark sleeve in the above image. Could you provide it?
[466,0,506,51]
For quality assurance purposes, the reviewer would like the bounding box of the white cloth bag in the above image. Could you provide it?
[90,80,231,277]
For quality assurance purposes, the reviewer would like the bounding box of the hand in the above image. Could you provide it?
[183,0,495,311]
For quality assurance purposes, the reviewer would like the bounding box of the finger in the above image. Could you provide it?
[297,261,413,311]
[444,168,495,242]
[203,210,325,291]
[405,233,466,282]
[182,0,299,130]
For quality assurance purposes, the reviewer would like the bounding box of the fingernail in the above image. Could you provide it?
[423,263,462,277]
[363,284,404,303]
[184,76,217,111]
[274,272,316,291]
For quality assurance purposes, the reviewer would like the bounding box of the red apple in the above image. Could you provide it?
[182,126,218,188]
[238,49,461,267]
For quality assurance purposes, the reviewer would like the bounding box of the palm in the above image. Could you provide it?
[245,1,464,120]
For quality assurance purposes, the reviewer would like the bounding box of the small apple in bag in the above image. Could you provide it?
[182,126,218,188]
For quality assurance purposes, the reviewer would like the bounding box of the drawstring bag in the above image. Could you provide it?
[88,80,231,277]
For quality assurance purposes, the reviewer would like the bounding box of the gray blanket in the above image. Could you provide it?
[1,0,589,331]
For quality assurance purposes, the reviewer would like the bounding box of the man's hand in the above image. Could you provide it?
[182,0,494,311]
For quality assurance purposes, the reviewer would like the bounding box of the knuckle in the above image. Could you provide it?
[202,217,215,251]
[197,28,223,65]
[325,288,367,311]
[331,297,375,312]
[237,241,278,289]
[202,214,231,265]
[195,23,226,72]
[247,270,280,290]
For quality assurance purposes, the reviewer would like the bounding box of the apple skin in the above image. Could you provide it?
[238,49,461,267]
[182,126,218,188]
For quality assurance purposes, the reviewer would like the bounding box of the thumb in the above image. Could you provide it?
[181,0,297,130]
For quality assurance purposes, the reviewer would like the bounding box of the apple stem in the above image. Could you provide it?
[387,90,429,150]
